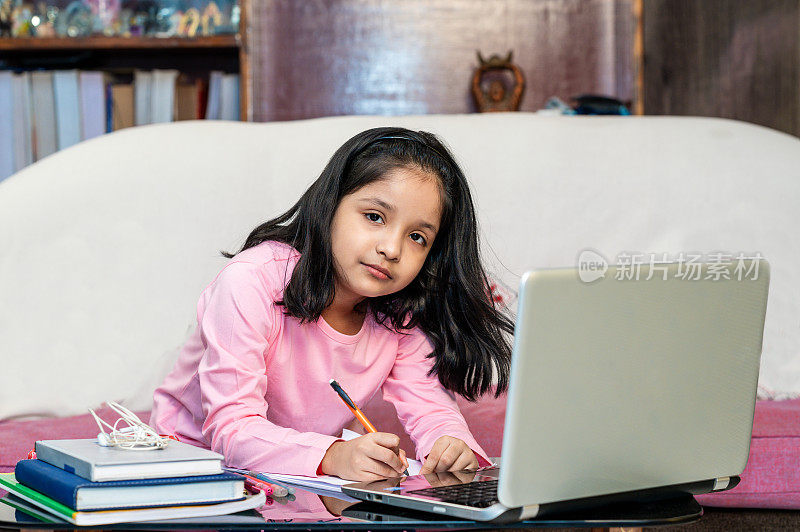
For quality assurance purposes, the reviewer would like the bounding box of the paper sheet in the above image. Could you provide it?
[263,429,422,493]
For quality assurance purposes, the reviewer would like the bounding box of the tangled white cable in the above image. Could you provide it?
[89,401,170,451]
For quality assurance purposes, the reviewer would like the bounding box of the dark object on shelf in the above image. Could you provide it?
[572,94,631,115]
[471,51,525,112]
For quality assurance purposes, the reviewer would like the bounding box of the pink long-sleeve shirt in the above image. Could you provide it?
[151,240,488,477]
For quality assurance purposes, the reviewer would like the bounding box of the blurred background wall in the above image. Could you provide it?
[643,0,799,138]
[247,0,636,120]
[245,0,799,137]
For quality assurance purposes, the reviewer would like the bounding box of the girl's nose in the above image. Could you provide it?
[377,233,402,261]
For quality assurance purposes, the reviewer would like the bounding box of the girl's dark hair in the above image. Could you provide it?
[223,127,513,401]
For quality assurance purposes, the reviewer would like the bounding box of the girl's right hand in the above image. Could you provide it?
[319,432,409,481]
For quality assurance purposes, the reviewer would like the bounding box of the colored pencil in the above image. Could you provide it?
[224,468,290,497]
[329,379,409,476]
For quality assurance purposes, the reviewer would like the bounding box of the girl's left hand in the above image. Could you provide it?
[419,436,479,474]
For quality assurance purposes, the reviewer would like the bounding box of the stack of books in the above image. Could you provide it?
[0,438,265,526]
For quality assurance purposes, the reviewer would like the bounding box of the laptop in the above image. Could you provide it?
[342,259,770,523]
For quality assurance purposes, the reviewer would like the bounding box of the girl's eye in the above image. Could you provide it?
[365,213,384,223]
[410,233,427,246]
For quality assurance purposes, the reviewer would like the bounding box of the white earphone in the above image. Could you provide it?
[89,401,169,451]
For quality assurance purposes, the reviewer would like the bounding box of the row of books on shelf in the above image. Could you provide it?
[0,69,240,181]
[0,438,265,526]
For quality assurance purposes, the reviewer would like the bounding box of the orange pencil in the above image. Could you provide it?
[329,379,408,476]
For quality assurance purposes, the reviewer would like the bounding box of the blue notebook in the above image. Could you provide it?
[14,460,244,511]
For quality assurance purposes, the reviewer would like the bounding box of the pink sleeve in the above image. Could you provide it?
[196,262,339,476]
[381,328,491,466]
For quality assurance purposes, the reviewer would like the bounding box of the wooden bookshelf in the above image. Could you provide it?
[0,35,239,51]
[2,39,246,121]
[0,0,249,120]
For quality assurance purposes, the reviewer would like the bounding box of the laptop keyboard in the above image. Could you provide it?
[407,479,499,508]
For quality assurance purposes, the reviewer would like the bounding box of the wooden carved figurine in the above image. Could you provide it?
[471,51,525,112]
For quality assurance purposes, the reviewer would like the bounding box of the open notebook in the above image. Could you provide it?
[264,430,423,494]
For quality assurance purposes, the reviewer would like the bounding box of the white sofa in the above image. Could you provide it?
[1,113,799,422]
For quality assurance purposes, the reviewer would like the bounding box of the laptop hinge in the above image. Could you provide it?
[713,477,730,491]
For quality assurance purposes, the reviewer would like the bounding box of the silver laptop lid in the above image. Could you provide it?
[498,260,769,508]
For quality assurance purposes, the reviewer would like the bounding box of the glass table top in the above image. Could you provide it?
[0,486,703,530]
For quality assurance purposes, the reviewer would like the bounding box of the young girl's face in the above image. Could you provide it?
[329,166,443,306]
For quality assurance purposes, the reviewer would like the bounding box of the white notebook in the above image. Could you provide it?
[30,71,57,160]
[151,69,178,123]
[11,71,34,172]
[35,438,223,482]
[79,71,106,140]
[53,70,82,150]
[0,72,13,180]
[134,70,153,126]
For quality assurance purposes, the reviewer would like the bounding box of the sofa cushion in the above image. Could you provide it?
[696,398,800,509]
[3,117,800,423]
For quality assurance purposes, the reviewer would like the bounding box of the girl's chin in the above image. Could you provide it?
[352,279,399,299]
[357,286,394,299]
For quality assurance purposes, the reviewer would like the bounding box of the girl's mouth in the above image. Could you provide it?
[364,263,392,280]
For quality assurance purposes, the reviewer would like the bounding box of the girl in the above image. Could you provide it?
[151,127,513,481]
